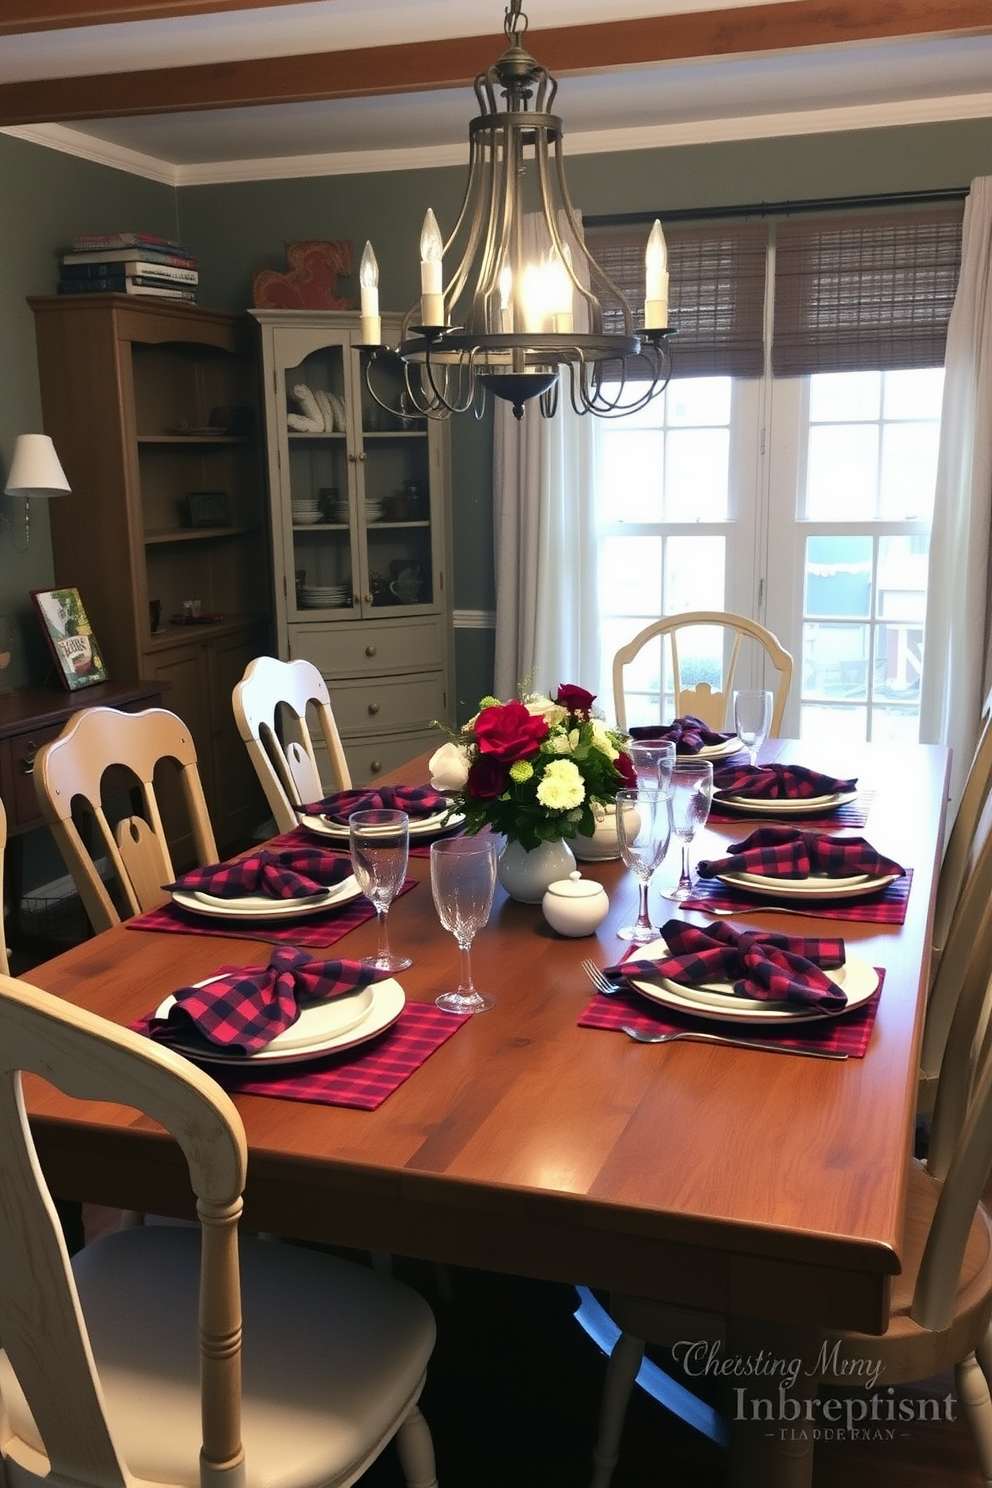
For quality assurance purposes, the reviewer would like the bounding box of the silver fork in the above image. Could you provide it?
[582,959,623,995]
[619,1024,846,1059]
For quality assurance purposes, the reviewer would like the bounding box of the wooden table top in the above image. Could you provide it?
[24,736,948,1336]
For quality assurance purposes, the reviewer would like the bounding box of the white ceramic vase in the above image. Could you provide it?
[497,837,577,904]
[572,802,622,861]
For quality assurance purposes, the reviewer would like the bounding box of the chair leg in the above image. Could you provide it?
[394,1402,438,1488]
[976,1322,992,1388]
[956,1351,992,1487]
[590,1331,645,1488]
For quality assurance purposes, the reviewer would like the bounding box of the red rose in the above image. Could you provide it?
[467,756,510,799]
[556,683,596,716]
[615,751,637,788]
[474,700,548,763]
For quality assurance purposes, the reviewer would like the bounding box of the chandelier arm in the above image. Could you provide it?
[551,135,635,337]
[531,126,599,330]
[445,133,492,320]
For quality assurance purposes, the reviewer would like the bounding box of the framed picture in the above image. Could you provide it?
[186,489,230,527]
[31,587,109,691]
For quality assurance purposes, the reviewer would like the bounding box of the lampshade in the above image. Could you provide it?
[4,434,71,498]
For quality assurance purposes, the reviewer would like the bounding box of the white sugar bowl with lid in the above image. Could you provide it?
[542,871,609,938]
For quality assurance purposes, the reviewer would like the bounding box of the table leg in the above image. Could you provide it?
[727,1317,819,1488]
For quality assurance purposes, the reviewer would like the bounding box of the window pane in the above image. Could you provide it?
[667,377,732,426]
[803,621,870,701]
[806,424,879,519]
[666,428,729,520]
[808,371,880,422]
[883,367,945,420]
[870,705,921,743]
[665,535,726,612]
[800,703,868,742]
[876,535,929,621]
[599,536,662,616]
[879,422,939,521]
[598,428,664,522]
[804,536,872,618]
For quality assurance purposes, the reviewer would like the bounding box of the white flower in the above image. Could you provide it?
[590,719,619,761]
[524,695,569,727]
[536,758,585,811]
[429,741,471,791]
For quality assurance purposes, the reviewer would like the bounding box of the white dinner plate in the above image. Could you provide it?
[171,874,361,920]
[154,977,404,1065]
[715,869,900,901]
[298,807,464,840]
[695,736,744,760]
[713,789,859,816]
[626,937,878,1024]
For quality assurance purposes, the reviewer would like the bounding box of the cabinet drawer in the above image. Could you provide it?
[343,729,440,786]
[5,725,67,832]
[290,617,444,677]
[331,674,446,735]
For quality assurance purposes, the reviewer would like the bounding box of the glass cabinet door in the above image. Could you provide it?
[283,341,356,617]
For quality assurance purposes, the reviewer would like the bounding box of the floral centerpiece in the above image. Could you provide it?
[429,684,635,851]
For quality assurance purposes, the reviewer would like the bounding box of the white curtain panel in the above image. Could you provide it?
[493,213,602,703]
[921,176,992,814]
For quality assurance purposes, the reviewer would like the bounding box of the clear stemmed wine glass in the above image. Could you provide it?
[628,739,676,796]
[430,836,498,1014]
[667,759,714,902]
[615,787,673,943]
[733,689,773,769]
[348,809,412,973]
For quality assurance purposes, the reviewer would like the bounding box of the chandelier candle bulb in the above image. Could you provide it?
[549,247,574,335]
[420,209,446,326]
[644,219,669,330]
[359,241,381,345]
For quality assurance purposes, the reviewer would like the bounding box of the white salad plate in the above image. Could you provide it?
[713,789,859,816]
[626,937,878,1024]
[695,736,744,760]
[172,875,361,920]
[715,870,900,901]
[298,807,464,840]
[154,977,404,1065]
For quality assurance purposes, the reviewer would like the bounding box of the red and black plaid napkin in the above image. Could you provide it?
[302,785,449,825]
[713,762,857,800]
[148,946,392,1055]
[630,716,735,755]
[606,918,848,1010]
[169,848,353,901]
[697,825,904,882]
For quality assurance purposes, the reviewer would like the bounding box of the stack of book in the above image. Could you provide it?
[58,233,198,302]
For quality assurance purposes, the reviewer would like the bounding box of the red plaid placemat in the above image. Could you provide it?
[678,867,911,924]
[577,973,884,1058]
[126,878,416,948]
[132,995,466,1110]
[709,792,873,827]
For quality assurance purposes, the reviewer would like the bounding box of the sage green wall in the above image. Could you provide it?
[0,132,178,686]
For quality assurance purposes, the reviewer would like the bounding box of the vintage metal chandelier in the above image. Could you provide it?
[359,1,673,421]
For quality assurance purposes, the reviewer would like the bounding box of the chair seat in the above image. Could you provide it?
[0,1227,435,1488]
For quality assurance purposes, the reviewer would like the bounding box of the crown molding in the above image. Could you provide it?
[6,89,992,186]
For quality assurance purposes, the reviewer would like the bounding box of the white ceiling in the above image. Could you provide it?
[3,0,992,186]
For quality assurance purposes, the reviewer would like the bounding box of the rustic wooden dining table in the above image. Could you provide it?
[22,735,949,1486]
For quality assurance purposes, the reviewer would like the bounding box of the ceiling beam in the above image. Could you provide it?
[0,0,989,125]
[0,0,303,34]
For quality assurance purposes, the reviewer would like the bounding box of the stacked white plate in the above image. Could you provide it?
[324,492,349,523]
[292,499,323,525]
[364,497,385,523]
[299,583,349,608]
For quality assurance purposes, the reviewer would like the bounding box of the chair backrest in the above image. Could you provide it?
[33,706,219,934]
[611,611,794,734]
[232,656,351,834]
[919,797,992,1114]
[0,971,246,1488]
[931,686,992,966]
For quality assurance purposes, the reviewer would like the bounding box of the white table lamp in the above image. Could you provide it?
[4,434,70,548]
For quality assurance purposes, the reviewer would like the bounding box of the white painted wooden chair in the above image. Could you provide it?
[32,706,219,934]
[932,687,992,975]
[611,610,794,734]
[589,883,992,1488]
[0,971,438,1488]
[0,794,9,976]
[233,656,351,834]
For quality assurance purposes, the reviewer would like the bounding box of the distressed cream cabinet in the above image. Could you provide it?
[252,310,454,783]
